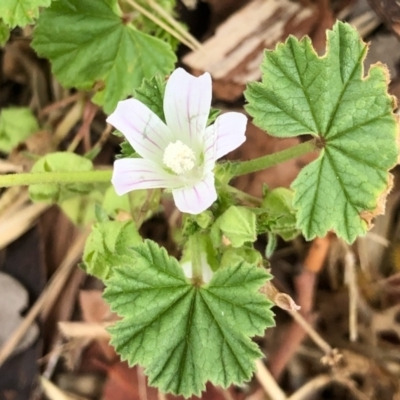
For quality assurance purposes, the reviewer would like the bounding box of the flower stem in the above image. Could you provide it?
[190,233,203,284]
[233,138,319,177]
[0,170,112,188]
[226,186,262,205]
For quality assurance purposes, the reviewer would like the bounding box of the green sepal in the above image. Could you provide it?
[103,240,275,397]
[214,162,239,187]
[182,211,214,239]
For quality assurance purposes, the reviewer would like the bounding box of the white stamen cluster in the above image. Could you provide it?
[163,140,196,175]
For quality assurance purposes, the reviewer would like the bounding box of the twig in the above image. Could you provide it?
[217,387,236,400]
[350,11,381,38]
[0,231,88,366]
[286,309,333,355]
[137,367,148,400]
[269,235,333,378]
[344,249,358,342]
[288,375,369,400]
[53,99,85,147]
[157,391,167,400]
[39,93,82,118]
[66,101,98,153]
[255,359,287,400]
[40,376,77,400]
[87,124,113,158]
[287,375,331,400]
[365,231,390,247]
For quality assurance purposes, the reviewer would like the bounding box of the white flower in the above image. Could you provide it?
[107,68,247,214]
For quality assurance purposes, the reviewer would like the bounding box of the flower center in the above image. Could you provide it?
[163,140,196,175]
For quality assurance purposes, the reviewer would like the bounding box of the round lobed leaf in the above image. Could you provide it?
[245,21,399,243]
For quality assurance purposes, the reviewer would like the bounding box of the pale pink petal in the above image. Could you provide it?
[164,68,212,148]
[203,124,217,173]
[172,172,217,214]
[214,112,247,159]
[112,158,179,195]
[107,99,174,162]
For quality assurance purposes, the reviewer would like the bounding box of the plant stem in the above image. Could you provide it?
[0,170,112,188]
[234,139,319,177]
[190,233,203,283]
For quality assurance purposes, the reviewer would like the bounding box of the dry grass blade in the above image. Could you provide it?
[126,0,196,50]
[40,376,77,400]
[0,202,49,250]
[58,322,112,340]
[288,375,370,400]
[255,359,287,400]
[0,188,29,219]
[0,161,23,173]
[0,231,89,366]
[146,0,202,49]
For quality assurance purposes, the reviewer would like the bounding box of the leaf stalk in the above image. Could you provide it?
[189,233,203,284]
[233,138,319,177]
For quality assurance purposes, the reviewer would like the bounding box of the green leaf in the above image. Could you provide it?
[245,21,399,243]
[95,204,109,223]
[0,0,51,28]
[218,206,257,247]
[0,107,39,153]
[32,0,176,114]
[60,190,104,226]
[104,240,274,397]
[0,19,10,45]
[133,75,166,120]
[220,247,263,269]
[28,152,94,203]
[83,220,141,280]
[257,188,299,241]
